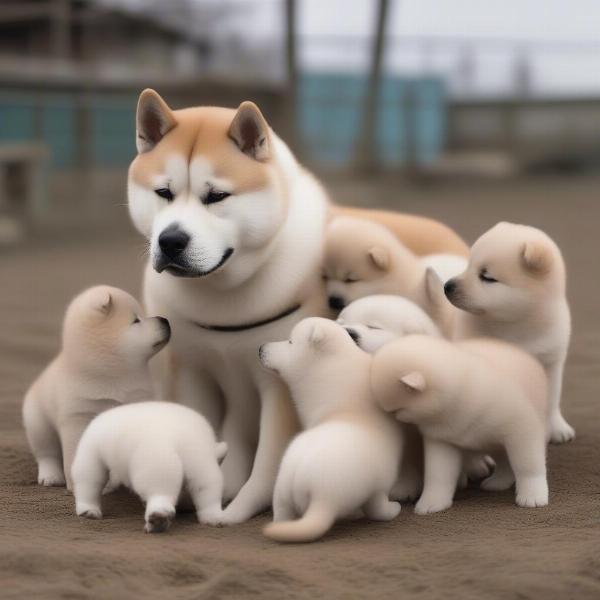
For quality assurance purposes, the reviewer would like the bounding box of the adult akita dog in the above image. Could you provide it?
[127,89,467,524]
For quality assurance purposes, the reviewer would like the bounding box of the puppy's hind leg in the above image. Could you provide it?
[23,395,64,486]
[183,453,225,526]
[480,450,515,492]
[391,424,423,502]
[131,447,183,533]
[547,359,575,444]
[363,492,401,521]
[72,442,108,520]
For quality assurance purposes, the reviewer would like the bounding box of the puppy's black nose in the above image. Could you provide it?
[328,295,346,311]
[159,226,189,259]
[157,316,170,332]
[345,328,360,345]
[444,280,457,297]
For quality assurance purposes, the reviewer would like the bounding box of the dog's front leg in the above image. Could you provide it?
[219,378,299,525]
[546,356,574,444]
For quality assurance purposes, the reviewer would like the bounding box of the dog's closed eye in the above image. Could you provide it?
[479,269,498,283]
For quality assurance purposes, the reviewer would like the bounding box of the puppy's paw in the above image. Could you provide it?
[465,455,494,481]
[144,508,175,533]
[549,415,575,444]
[414,496,453,515]
[76,504,102,520]
[390,477,422,502]
[481,472,515,492]
[382,501,402,521]
[38,465,65,487]
[516,477,548,508]
[197,507,224,527]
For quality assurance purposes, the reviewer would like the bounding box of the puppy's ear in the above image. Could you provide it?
[136,89,177,154]
[521,241,552,276]
[368,246,390,271]
[228,101,271,161]
[97,292,113,317]
[399,371,426,392]
[308,322,326,347]
[423,267,445,309]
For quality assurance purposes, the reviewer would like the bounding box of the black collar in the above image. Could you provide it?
[192,303,301,333]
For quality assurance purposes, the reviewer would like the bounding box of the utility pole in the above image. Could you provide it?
[285,0,299,155]
[354,0,390,173]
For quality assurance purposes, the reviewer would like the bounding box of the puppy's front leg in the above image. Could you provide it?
[546,357,575,444]
[59,416,91,491]
[220,378,299,525]
[415,438,462,515]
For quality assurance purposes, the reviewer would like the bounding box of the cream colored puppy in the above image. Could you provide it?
[337,295,441,354]
[259,318,401,542]
[323,216,456,336]
[337,295,492,497]
[72,401,226,532]
[23,286,170,489]
[371,335,549,514]
[445,222,573,444]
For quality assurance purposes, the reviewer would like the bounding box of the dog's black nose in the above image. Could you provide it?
[444,280,457,297]
[328,295,346,311]
[345,328,360,345]
[157,316,170,331]
[159,226,189,259]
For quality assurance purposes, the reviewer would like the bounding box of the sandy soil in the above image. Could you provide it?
[1,175,599,599]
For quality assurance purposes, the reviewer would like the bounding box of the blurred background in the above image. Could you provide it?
[0,0,599,243]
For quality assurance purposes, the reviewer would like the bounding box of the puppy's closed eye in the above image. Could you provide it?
[479,269,498,283]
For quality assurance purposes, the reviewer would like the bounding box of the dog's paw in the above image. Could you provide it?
[516,477,548,508]
[481,472,515,492]
[76,504,102,520]
[465,455,494,481]
[390,477,421,502]
[381,501,402,521]
[144,508,175,533]
[197,507,224,527]
[414,495,453,515]
[38,464,65,487]
[549,415,575,444]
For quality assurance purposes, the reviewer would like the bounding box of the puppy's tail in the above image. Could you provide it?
[263,502,335,543]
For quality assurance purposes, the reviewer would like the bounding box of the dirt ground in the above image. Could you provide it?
[1,174,599,599]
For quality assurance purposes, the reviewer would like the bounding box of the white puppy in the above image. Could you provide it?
[371,335,549,514]
[23,286,170,490]
[337,295,441,354]
[337,295,491,497]
[259,318,401,542]
[72,401,227,533]
[323,216,457,336]
[445,222,573,443]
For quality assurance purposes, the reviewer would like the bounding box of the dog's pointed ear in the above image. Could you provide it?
[228,101,271,161]
[423,267,445,309]
[521,241,552,276]
[136,89,177,154]
[308,322,326,347]
[368,246,390,271]
[97,292,113,317]
[399,371,426,392]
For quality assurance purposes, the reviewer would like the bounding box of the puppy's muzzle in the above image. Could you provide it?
[444,279,457,299]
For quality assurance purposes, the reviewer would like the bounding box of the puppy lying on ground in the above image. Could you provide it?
[444,222,573,444]
[72,401,226,532]
[323,216,460,336]
[23,286,170,489]
[337,295,492,498]
[371,335,549,514]
[259,318,401,542]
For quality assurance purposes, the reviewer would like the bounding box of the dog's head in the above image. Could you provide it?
[323,216,417,313]
[337,295,441,354]
[370,335,453,423]
[62,286,171,372]
[128,90,288,285]
[259,317,359,382]
[443,222,566,322]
